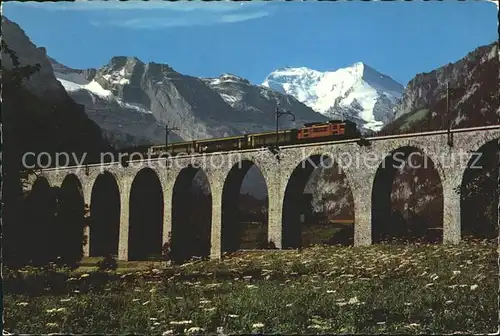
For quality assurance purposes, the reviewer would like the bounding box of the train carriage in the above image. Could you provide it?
[248,129,298,148]
[197,135,247,153]
[148,140,197,157]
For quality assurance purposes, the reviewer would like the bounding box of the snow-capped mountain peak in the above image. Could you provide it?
[206,73,251,86]
[51,58,152,113]
[262,62,404,132]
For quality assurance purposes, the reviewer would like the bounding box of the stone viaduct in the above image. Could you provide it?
[27,126,499,261]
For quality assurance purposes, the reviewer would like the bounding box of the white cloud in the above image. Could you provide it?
[95,10,270,29]
[221,11,270,23]
[7,0,272,29]
[6,0,262,12]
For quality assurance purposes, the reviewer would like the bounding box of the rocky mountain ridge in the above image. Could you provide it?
[50,57,174,148]
[53,56,328,148]
[2,16,110,162]
[384,42,498,134]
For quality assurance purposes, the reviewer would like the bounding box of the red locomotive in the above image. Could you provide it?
[298,120,351,140]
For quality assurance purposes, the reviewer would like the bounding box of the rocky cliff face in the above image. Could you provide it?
[52,57,175,148]
[92,57,242,141]
[386,42,498,133]
[2,17,110,164]
[2,18,68,102]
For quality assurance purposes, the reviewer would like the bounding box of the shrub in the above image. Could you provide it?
[97,254,118,271]
[256,231,268,249]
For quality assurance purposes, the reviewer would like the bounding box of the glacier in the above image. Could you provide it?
[55,71,153,114]
[262,62,404,132]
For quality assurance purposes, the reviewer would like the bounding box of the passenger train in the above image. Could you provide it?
[124,120,361,159]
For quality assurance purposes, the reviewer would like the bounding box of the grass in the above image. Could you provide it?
[400,108,430,131]
[301,223,352,246]
[78,257,164,273]
[3,239,497,334]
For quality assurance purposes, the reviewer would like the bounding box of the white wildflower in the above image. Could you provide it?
[170,320,192,325]
[308,324,327,330]
[186,327,204,334]
[348,296,359,304]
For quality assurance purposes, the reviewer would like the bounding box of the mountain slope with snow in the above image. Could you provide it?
[262,62,404,132]
[203,73,328,133]
[51,56,326,148]
[51,58,172,148]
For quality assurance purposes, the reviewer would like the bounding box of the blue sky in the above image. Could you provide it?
[4,0,498,86]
